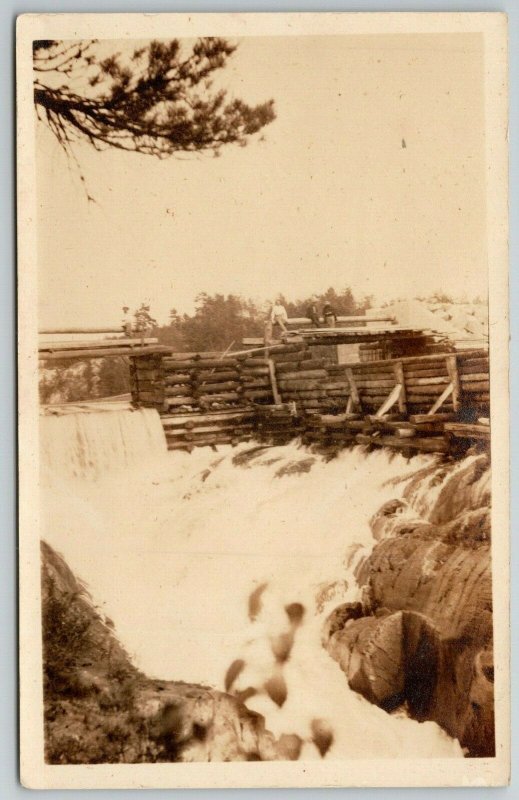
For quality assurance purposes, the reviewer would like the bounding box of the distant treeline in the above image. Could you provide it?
[39,288,371,403]
[156,287,373,352]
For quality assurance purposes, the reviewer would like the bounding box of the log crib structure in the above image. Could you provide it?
[128,343,490,457]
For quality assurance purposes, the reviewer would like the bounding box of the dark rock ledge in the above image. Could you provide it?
[323,455,494,757]
[41,540,288,764]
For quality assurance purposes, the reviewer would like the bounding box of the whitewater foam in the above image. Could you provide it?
[40,405,463,759]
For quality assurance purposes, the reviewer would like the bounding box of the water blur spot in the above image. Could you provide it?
[248,582,268,621]
[275,458,316,478]
[285,602,305,626]
[224,659,246,692]
[310,718,334,757]
[264,671,288,707]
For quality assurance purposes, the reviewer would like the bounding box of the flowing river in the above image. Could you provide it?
[40,403,463,760]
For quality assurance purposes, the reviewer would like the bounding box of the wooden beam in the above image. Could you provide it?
[39,326,124,334]
[427,383,454,415]
[392,361,407,414]
[39,337,158,352]
[267,358,282,405]
[345,368,361,410]
[446,354,461,412]
[286,315,397,326]
[39,345,170,360]
[375,384,403,418]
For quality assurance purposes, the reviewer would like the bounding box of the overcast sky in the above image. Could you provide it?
[36,33,487,328]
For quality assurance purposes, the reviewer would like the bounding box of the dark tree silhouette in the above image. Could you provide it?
[33,38,275,159]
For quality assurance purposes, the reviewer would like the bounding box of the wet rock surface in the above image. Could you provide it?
[324,454,495,757]
[41,541,286,763]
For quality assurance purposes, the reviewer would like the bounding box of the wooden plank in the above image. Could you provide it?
[460,381,490,392]
[40,345,169,360]
[392,361,407,414]
[409,413,455,424]
[345,368,361,410]
[39,326,127,334]
[444,422,491,438]
[39,336,158,352]
[161,410,253,427]
[286,315,396,326]
[375,384,403,418]
[267,358,282,405]
[446,355,461,412]
[428,383,454,415]
[406,376,450,387]
[356,433,448,453]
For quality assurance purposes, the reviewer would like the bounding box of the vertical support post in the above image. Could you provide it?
[392,361,407,415]
[267,358,281,405]
[446,354,461,412]
[345,368,361,411]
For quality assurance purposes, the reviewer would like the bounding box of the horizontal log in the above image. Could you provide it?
[278,382,323,392]
[194,370,240,382]
[444,423,491,438]
[268,344,308,355]
[282,391,327,400]
[293,359,326,370]
[241,357,268,367]
[460,381,489,392]
[240,367,270,377]
[404,367,449,379]
[322,382,350,390]
[165,397,196,407]
[270,352,306,363]
[240,379,271,389]
[164,362,197,372]
[461,374,490,384]
[274,363,305,375]
[354,379,396,389]
[404,384,453,396]
[197,391,240,402]
[161,410,254,427]
[407,413,453,423]
[166,423,254,437]
[406,395,453,404]
[277,369,327,381]
[164,374,192,385]
[406,376,450,387]
[243,390,273,400]
[164,386,194,397]
[164,351,224,360]
[194,381,242,394]
[193,358,240,368]
[41,345,167,361]
[356,433,448,453]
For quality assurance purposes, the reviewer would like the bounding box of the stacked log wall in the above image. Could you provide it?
[130,346,489,453]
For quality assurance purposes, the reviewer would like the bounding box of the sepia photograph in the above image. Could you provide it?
[17,12,509,789]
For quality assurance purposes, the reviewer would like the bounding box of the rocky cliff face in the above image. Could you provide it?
[323,454,494,757]
[41,541,289,763]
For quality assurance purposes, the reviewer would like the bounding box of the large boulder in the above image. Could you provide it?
[324,458,494,757]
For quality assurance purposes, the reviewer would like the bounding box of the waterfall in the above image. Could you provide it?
[40,403,167,483]
[41,424,464,760]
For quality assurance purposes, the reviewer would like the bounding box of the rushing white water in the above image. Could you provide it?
[40,405,463,760]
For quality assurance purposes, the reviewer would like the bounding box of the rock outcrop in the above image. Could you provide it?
[41,541,287,763]
[324,454,494,757]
